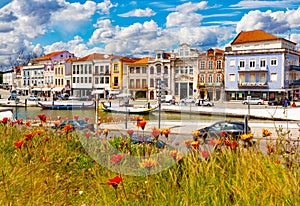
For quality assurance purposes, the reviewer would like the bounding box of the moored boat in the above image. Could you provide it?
[99,102,158,114]
[37,101,95,110]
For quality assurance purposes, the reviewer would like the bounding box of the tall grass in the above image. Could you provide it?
[0,119,299,205]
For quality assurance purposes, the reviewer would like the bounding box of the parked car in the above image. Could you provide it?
[268,98,290,106]
[242,98,264,105]
[197,120,251,140]
[52,119,94,132]
[129,134,170,149]
[180,96,196,104]
[68,95,80,100]
[27,95,41,101]
[195,99,214,106]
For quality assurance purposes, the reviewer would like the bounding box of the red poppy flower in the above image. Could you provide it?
[127,129,134,136]
[74,115,79,120]
[151,127,161,138]
[25,121,31,126]
[85,132,91,138]
[1,117,9,124]
[107,176,122,188]
[201,150,210,159]
[25,133,35,141]
[14,140,24,148]
[84,117,89,122]
[138,120,147,130]
[37,114,47,122]
[230,141,238,150]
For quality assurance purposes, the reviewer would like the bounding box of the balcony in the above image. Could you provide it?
[289,65,300,71]
[238,82,268,89]
[238,66,268,73]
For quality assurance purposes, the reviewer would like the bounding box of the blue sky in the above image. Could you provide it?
[1,0,300,66]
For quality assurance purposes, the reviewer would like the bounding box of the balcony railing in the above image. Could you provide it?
[238,82,268,88]
[238,66,268,72]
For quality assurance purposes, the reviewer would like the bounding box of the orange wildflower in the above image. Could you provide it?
[63,124,73,132]
[37,114,47,122]
[191,140,200,149]
[138,120,147,130]
[25,133,35,141]
[262,128,272,137]
[162,128,171,138]
[140,159,156,169]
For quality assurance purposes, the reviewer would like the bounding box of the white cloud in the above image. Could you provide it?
[230,0,297,9]
[118,8,156,17]
[175,1,208,13]
[236,10,290,34]
[166,12,203,28]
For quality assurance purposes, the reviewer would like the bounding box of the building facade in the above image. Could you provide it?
[197,48,224,101]
[225,30,300,101]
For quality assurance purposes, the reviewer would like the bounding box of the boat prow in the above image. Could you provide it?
[99,102,158,114]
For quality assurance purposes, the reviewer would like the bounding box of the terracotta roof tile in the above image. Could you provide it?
[33,50,66,61]
[231,30,279,45]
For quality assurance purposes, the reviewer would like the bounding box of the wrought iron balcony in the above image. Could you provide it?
[237,66,268,72]
[238,82,268,89]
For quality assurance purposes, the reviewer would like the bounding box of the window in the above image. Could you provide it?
[130,79,134,88]
[200,61,205,70]
[73,77,76,83]
[84,65,87,74]
[142,67,147,73]
[105,65,109,74]
[105,77,109,84]
[260,59,266,68]
[89,77,92,83]
[270,58,277,66]
[130,67,134,73]
[164,66,168,74]
[150,66,154,74]
[114,64,119,73]
[216,74,221,83]
[114,77,118,86]
[142,79,147,88]
[85,77,87,83]
[150,78,154,87]
[229,74,235,82]
[100,66,104,73]
[270,73,278,82]
[175,66,179,74]
[208,74,213,83]
[100,77,104,84]
[136,67,140,73]
[200,75,205,83]
[95,66,99,74]
[216,60,222,69]
[136,79,140,88]
[239,74,245,83]
[229,59,235,67]
[157,65,161,74]
[239,60,245,69]
[208,61,213,69]
[189,66,193,75]
[249,59,256,69]
[95,77,99,84]
[249,73,256,83]
[259,73,266,83]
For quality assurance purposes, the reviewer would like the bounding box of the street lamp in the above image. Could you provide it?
[15,98,19,120]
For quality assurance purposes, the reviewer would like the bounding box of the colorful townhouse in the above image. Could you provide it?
[21,50,75,97]
[170,43,199,100]
[197,48,224,101]
[148,50,171,100]
[126,57,149,99]
[224,30,300,101]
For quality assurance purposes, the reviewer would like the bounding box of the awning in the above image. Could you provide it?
[16,87,29,90]
[52,87,64,92]
[92,90,104,94]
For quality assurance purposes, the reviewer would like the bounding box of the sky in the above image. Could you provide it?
[1,0,300,68]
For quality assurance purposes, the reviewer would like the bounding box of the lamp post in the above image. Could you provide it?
[15,98,19,120]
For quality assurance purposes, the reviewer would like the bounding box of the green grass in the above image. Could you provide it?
[0,120,299,205]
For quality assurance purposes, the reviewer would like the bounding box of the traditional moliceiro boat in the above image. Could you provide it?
[37,101,95,110]
[99,102,158,114]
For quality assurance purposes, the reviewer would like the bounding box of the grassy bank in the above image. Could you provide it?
[0,116,299,205]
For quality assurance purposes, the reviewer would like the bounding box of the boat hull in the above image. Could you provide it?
[99,102,157,114]
[37,102,95,110]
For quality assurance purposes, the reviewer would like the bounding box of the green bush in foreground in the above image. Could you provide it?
[0,118,299,205]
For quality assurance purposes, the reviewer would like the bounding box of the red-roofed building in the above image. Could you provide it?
[21,50,75,97]
[225,30,300,102]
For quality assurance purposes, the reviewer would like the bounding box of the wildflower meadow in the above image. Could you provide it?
[0,115,299,205]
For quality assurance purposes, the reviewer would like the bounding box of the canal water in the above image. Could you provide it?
[7,106,256,123]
